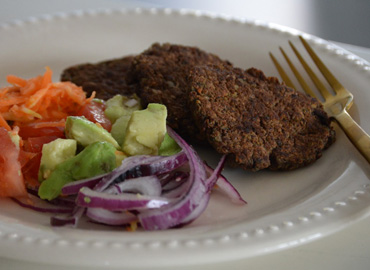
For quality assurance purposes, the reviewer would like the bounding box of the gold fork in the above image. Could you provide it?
[270,35,370,164]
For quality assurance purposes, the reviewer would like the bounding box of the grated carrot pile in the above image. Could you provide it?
[0,67,95,130]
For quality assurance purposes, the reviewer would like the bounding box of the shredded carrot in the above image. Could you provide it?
[32,119,66,129]
[0,67,94,130]
[0,114,11,131]
[6,75,27,88]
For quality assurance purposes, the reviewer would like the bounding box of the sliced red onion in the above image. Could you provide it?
[161,172,189,191]
[161,179,189,199]
[94,151,187,192]
[76,187,171,211]
[12,194,73,214]
[50,206,85,227]
[26,187,76,208]
[61,173,109,195]
[104,176,162,197]
[93,155,157,191]
[204,163,247,205]
[214,175,247,205]
[159,170,188,187]
[205,155,227,191]
[86,208,137,226]
[138,128,207,230]
[19,125,246,231]
[181,155,228,224]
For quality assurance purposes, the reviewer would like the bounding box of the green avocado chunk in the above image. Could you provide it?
[158,133,181,156]
[110,114,131,146]
[65,116,119,149]
[122,103,167,156]
[38,141,116,200]
[104,94,141,124]
[38,138,77,181]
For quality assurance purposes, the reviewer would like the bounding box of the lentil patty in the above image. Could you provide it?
[128,43,232,143]
[188,65,335,171]
[61,56,135,100]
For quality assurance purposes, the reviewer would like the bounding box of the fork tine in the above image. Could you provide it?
[289,40,332,101]
[299,36,346,96]
[278,47,316,98]
[269,52,296,90]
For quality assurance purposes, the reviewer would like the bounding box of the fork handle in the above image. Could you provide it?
[335,110,370,164]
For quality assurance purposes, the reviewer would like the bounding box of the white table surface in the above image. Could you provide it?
[1,1,370,269]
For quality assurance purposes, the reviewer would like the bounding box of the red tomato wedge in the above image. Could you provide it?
[18,121,65,139]
[23,135,61,153]
[0,127,27,197]
[77,101,112,131]
[20,135,61,189]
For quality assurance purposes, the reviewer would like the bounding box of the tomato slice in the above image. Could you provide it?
[20,151,41,189]
[77,101,112,131]
[18,123,65,139]
[0,127,27,197]
[23,135,60,153]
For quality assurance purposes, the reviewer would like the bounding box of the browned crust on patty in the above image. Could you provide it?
[188,65,335,171]
[128,43,232,144]
[60,56,135,100]
[59,43,335,171]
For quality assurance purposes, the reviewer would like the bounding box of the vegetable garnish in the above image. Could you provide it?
[0,69,246,231]
[0,68,96,196]
[0,67,95,128]
[32,128,244,230]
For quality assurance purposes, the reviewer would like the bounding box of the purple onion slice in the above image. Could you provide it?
[138,128,208,230]
[50,206,85,227]
[12,194,73,214]
[76,187,171,211]
[94,151,187,192]
[86,208,137,226]
[104,175,162,196]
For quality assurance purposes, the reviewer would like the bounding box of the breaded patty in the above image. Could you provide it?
[60,56,135,100]
[188,65,335,171]
[128,43,232,144]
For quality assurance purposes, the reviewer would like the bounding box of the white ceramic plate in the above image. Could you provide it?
[0,8,370,268]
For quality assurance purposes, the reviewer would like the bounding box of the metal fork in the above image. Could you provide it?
[270,35,370,164]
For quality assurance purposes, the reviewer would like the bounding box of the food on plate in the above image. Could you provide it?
[0,127,27,197]
[60,43,335,171]
[61,56,135,100]
[188,65,335,170]
[0,68,96,189]
[38,138,77,181]
[0,70,244,230]
[0,67,94,127]
[38,141,117,200]
[65,116,120,148]
[104,94,142,145]
[62,43,233,144]
[122,103,167,156]
[128,43,233,144]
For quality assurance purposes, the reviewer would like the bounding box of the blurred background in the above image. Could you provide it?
[2,0,370,48]
[141,0,370,48]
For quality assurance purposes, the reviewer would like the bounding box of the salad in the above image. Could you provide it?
[0,68,246,231]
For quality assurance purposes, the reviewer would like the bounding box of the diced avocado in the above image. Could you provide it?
[158,133,182,156]
[38,138,77,181]
[122,103,167,156]
[115,150,128,167]
[38,141,116,200]
[110,114,131,145]
[104,95,141,124]
[65,116,119,149]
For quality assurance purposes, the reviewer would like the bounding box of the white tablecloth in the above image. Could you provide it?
[1,1,369,269]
